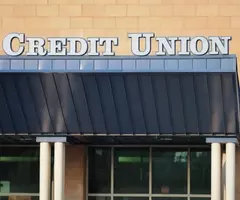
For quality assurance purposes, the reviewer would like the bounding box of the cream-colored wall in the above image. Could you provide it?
[1,0,240,60]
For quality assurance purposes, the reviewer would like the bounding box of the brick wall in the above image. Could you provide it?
[1,0,240,59]
[65,145,86,200]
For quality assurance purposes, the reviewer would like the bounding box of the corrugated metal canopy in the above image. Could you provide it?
[0,55,238,137]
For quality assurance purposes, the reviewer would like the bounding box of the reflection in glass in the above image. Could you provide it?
[88,197,111,200]
[114,148,149,193]
[88,147,111,193]
[0,147,39,193]
[0,196,39,200]
[152,149,187,194]
[190,150,211,194]
[114,197,148,200]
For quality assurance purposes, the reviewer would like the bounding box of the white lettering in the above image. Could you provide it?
[99,37,118,56]
[190,37,209,55]
[67,37,88,56]
[26,37,47,56]
[3,33,25,56]
[128,33,154,56]
[48,38,67,56]
[88,38,100,56]
[178,37,190,55]
[209,36,231,55]
[155,37,178,55]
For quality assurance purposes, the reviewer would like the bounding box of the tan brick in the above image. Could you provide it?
[93,17,115,28]
[26,17,70,29]
[0,0,25,4]
[116,0,138,4]
[25,0,47,4]
[48,0,68,4]
[65,145,86,200]
[150,5,173,16]
[59,29,84,37]
[184,17,208,28]
[173,5,196,16]
[116,17,138,28]
[3,17,25,30]
[70,0,94,4]
[197,5,219,16]
[71,17,93,29]
[93,0,115,4]
[36,5,58,16]
[220,5,240,16]
[208,17,231,28]
[127,5,150,16]
[162,0,208,4]
[139,17,162,28]
[139,0,162,4]
[209,0,230,4]
[160,17,184,29]
[59,5,82,17]
[82,5,105,16]
[49,0,93,3]
[231,17,240,28]
[0,6,14,17]
[13,5,35,17]
[106,5,127,16]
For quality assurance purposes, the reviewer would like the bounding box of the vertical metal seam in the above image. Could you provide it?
[0,77,17,134]
[12,75,30,134]
[66,74,81,133]
[178,75,187,134]
[150,75,161,134]
[206,73,213,134]
[26,75,42,133]
[136,75,147,134]
[94,75,108,134]
[39,74,56,134]
[52,73,68,133]
[81,75,95,134]
[165,75,174,134]
[220,74,227,135]
[108,75,121,134]
[122,74,134,134]
[192,73,200,135]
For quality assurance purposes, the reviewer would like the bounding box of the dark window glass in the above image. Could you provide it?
[190,198,210,200]
[88,197,111,200]
[88,147,111,193]
[0,147,39,193]
[152,198,187,200]
[0,196,39,200]
[190,150,211,194]
[152,148,187,194]
[114,197,148,200]
[114,148,149,194]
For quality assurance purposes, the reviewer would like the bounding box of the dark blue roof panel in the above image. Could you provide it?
[0,55,238,137]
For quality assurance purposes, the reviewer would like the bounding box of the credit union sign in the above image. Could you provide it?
[2,32,231,56]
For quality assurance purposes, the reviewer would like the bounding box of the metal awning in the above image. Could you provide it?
[0,55,238,138]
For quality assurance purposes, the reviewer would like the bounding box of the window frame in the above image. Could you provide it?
[87,145,211,200]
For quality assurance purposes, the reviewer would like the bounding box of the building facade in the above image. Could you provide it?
[0,1,240,200]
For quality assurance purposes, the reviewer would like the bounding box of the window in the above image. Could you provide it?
[88,147,211,200]
[0,146,40,200]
